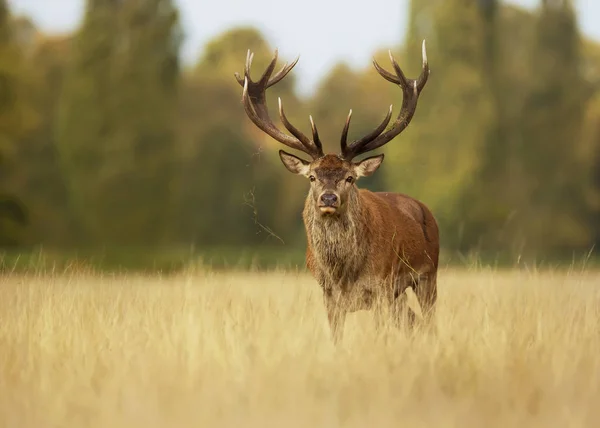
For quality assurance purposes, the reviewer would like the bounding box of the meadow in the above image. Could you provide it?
[1,265,600,427]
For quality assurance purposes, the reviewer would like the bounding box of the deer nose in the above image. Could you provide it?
[320,193,338,206]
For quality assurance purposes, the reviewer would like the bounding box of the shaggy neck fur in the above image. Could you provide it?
[304,189,371,286]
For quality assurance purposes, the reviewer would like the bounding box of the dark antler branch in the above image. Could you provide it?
[235,49,324,160]
[309,115,323,153]
[340,109,352,155]
[341,40,430,160]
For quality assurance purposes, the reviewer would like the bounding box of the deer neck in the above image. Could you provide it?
[303,189,370,283]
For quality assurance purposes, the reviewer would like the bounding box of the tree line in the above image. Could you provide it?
[1,0,599,265]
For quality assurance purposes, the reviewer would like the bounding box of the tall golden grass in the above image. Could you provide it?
[1,267,599,427]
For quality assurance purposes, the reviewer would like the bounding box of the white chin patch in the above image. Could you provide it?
[319,207,337,214]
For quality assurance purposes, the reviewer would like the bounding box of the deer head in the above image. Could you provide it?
[234,42,430,216]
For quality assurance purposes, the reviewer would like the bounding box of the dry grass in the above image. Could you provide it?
[1,266,600,427]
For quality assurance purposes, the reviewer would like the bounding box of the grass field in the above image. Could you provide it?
[1,266,600,427]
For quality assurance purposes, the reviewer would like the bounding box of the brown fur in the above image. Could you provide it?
[300,155,439,343]
[235,43,437,344]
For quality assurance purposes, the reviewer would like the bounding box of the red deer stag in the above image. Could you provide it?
[235,41,439,343]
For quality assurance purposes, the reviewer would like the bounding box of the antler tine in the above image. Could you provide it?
[245,50,254,80]
[353,105,393,147]
[268,55,300,88]
[372,55,400,85]
[278,97,313,147]
[358,83,419,154]
[340,105,392,154]
[340,109,353,154]
[309,115,323,152]
[417,39,430,91]
[258,48,280,85]
[240,78,305,154]
[235,49,323,159]
[234,49,258,86]
[234,72,244,85]
[340,40,430,160]
[388,50,409,87]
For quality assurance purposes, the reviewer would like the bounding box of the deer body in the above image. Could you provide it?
[235,41,439,343]
[300,156,439,341]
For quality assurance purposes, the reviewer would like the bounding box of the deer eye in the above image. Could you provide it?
[309,175,316,182]
[346,176,354,183]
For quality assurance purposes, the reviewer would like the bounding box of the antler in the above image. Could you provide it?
[234,49,324,160]
[340,40,430,160]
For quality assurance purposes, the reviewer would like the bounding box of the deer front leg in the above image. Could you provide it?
[323,288,346,345]
[391,292,415,330]
[413,272,438,332]
[390,277,416,331]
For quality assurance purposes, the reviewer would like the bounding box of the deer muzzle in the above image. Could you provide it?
[319,192,340,214]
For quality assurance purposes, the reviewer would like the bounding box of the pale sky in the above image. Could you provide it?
[8,0,600,95]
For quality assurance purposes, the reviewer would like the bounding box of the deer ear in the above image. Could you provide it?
[354,154,384,177]
[278,150,311,176]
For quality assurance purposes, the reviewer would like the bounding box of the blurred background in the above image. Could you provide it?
[0,0,599,271]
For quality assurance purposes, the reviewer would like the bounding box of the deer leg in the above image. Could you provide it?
[390,278,416,331]
[392,292,416,330]
[413,272,437,328]
[324,290,346,345]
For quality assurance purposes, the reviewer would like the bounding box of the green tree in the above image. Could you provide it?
[178,27,303,248]
[389,0,495,253]
[589,115,600,247]
[14,31,75,248]
[110,0,182,245]
[581,40,600,252]
[0,1,36,247]
[516,0,591,257]
[57,0,182,246]
[56,0,121,245]
[457,4,537,257]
